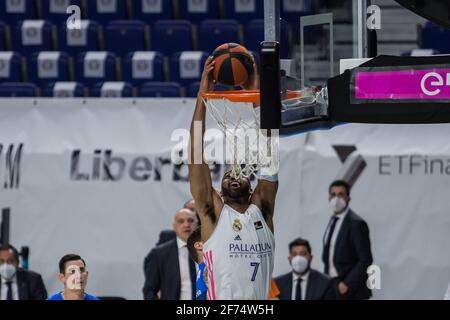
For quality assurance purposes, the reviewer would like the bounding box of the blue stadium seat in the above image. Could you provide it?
[41,0,84,24]
[86,0,127,24]
[281,0,315,43]
[152,20,193,55]
[401,49,440,57]
[245,19,289,58]
[281,0,314,23]
[76,52,116,86]
[122,51,164,86]
[187,82,238,97]
[199,20,240,53]
[179,0,219,24]
[0,21,6,51]
[132,0,173,23]
[422,22,450,54]
[0,0,37,25]
[105,20,146,56]
[59,20,99,56]
[13,20,54,56]
[170,51,209,87]
[0,82,36,97]
[139,82,181,97]
[223,0,264,23]
[28,52,70,86]
[0,52,22,82]
[91,82,133,97]
[43,82,85,97]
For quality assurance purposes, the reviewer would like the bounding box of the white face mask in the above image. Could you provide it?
[329,196,347,213]
[0,263,17,280]
[291,255,309,274]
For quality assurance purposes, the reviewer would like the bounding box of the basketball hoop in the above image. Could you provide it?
[201,89,304,179]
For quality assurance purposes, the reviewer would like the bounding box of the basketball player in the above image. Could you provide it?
[187,227,208,300]
[188,55,278,300]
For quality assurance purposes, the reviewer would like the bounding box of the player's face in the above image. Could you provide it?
[173,210,198,242]
[60,260,88,291]
[221,172,251,200]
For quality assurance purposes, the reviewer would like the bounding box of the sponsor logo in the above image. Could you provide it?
[229,243,272,254]
[70,149,237,183]
[234,235,242,241]
[421,71,450,97]
[333,145,367,187]
[254,221,263,230]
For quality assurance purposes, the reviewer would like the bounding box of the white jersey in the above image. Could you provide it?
[202,204,275,300]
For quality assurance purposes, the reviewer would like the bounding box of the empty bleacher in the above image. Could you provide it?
[0,0,447,97]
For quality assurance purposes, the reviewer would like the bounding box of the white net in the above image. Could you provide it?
[203,93,279,179]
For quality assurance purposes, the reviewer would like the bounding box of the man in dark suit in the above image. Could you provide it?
[276,238,334,300]
[323,180,373,300]
[0,244,47,300]
[143,208,198,300]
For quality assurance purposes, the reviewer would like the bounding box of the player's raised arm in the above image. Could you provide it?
[188,57,223,229]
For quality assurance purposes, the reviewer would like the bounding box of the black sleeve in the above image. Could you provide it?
[30,273,48,300]
[323,279,337,300]
[343,220,373,290]
[142,248,161,300]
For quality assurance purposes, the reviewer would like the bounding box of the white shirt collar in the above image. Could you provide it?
[334,207,350,220]
[1,274,17,284]
[176,237,187,249]
[292,270,310,282]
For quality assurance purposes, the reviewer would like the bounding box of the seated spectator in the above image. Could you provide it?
[276,238,334,300]
[48,254,98,300]
[0,244,47,300]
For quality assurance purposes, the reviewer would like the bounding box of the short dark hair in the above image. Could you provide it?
[183,199,194,209]
[0,244,20,263]
[187,227,202,264]
[59,254,86,274]
[329,180,351,196]
[289,238,312,255]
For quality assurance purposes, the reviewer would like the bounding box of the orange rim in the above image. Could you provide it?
[201,90,302,104]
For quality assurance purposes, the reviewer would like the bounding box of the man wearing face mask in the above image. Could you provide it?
[323,180,373,300]
[0,244,47,300]
[275,238,334,300]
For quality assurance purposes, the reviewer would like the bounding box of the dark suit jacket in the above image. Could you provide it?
[143,238,196,300]
[322,209,373,300]
[156,230,176,246]
[275,269,334,300]
[0,269,47,300]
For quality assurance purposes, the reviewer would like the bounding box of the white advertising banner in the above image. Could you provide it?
[0,98,449,300]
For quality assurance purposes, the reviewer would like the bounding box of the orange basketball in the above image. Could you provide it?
[212,43,254,87]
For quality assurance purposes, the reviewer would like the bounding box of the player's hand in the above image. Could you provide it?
[198,56,215,95]
[242,53,259,90]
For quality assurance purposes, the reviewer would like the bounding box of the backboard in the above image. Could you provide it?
[260,0,370,135]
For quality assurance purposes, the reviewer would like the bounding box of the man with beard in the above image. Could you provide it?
[188,56,278,300]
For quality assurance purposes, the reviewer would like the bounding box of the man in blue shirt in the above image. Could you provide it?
[48,254,99,300]
[187,228,208,300]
